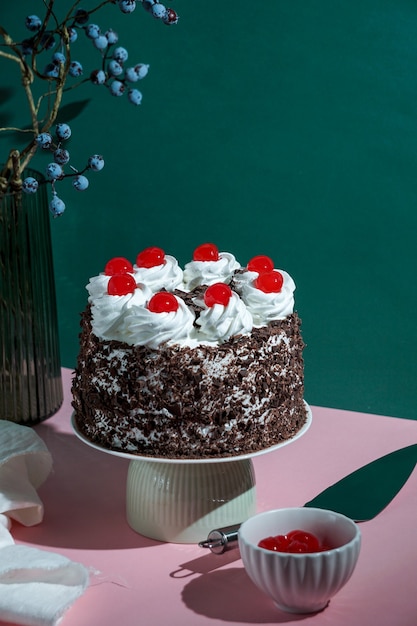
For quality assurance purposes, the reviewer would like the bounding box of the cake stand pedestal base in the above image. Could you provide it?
[126,457,256,543]
[72,405,312,544]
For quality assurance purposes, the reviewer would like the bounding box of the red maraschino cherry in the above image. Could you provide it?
[148,292,179,313]
[204,283,232,307]
[104,256,134,276]
[136,246,166,268]
[193,242,219,262]
[247,254,274,274]
[255,270,284,293]
[107,274,137,296]
[257,534,289,552]
[285,530,321,553]
[258,529,330,553]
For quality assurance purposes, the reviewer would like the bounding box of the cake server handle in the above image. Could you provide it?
[198,443,417,552]
[198,524,240,554]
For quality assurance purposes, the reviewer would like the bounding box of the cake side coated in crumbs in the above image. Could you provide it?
[72,307,307,459]
[71,245,308,459]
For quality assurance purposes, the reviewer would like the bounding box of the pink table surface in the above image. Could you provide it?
[5,368,417,626]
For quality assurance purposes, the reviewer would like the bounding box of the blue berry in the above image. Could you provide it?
[125,64,149,82]
[152,3,167,19]
[119,0,136,14]
[44,63,60,78]
[113,47,128,63]
[109,80,125,96]
[73,175,89,191]
[68,27,78,43]
[128,88,142,105]
[49,194,66,217]
[54,148,70,165]
[75,9,89,25]
[25,15,42,32]
[55,123,72,140]
[21,39,34,55]
[90,69,107,85]
[69,61,83,77]
[40,32,55,50]
[36,132,53,149]
[52,52,66,65]
[88,155,105,171]
[125,67,139,82]
[105,29,119,44]
[93,35,109,51]
[108,60,123,77]
[46,162,64,181]
[22,177,39,194]
[134,63,149,79]
[163,8,179,25]
[85,24,101,39]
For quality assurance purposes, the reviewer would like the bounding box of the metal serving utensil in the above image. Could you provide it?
[199,443,417,553]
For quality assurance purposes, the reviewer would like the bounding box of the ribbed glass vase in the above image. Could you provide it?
[0,169,63,424]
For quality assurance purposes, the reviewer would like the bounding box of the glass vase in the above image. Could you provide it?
[0,169,63,424]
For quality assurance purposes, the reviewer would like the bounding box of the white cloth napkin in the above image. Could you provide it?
[0,420,89,626]
[0,545,89,626]
[0,420,52,547]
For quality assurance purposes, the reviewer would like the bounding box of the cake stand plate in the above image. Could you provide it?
[71,404,312,544]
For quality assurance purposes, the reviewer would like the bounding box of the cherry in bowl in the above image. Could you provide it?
[238,507,361,614]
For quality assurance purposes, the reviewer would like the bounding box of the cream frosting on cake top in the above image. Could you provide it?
[86,244,296,348]
[183,251,240,290]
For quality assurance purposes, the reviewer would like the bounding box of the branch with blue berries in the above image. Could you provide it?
[0,0,179,215]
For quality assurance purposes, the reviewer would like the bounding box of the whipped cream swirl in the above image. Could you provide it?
[238,270,296,326]
[133,254,184,292]
[195,292,253,343]
[122,296,195,348]
[183,252,240,290]
[86,273,113,301]
[87,250,297,347]
[91,284,151,340]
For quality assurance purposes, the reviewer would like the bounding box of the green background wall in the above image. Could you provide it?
[1,1,416,419]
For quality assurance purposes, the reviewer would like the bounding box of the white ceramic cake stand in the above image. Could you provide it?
[71,404,312,544]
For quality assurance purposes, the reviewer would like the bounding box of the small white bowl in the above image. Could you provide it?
[238,507,361,614]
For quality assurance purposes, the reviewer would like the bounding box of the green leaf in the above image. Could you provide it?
[304,444,417,521]
[55,99,91,124]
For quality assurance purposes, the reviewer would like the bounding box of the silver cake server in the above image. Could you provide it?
[199,443,417,553]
